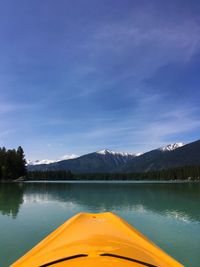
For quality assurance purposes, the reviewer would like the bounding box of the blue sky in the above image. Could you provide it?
[0,0,200,160]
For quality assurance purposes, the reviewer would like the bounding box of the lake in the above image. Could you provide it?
[0,181,200,267]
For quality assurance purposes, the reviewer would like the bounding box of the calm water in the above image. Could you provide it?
[0,182,200,267]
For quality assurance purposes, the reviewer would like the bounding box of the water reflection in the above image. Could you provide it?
[0,183,24,218]
[1,182,199,267]
[21,182,200,222]
[0,182,199,222]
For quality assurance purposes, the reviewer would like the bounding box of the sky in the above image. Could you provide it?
[0,0,200,161]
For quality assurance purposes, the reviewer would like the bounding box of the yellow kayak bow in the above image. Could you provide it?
[10,212,184,267]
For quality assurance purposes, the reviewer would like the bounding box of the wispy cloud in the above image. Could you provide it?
[0,129,15,146]
[0,103,16,114]
[1,1,200,159]
[76,9,200,84]
[73,103,200,152]
[0,99,41,115]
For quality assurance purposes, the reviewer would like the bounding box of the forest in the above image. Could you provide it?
[0,146,26,181]
[27,165,200,181]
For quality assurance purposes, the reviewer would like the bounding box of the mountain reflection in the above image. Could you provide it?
[0,183,24,218]
[23,182,200,222]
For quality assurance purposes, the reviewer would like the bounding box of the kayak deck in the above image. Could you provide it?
[10,212,184,267]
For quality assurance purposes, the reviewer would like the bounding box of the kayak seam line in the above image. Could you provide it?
[39,254,88,267]
[100,253,158,267]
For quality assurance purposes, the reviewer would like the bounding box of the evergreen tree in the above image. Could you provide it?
[16,146,27,177]
[0,146,27,181]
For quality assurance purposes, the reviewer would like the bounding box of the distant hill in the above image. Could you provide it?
[121,140,200,172]
[28,149,137,173]
[27,140,200,173]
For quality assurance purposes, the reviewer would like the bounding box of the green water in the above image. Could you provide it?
[0,182,199,267]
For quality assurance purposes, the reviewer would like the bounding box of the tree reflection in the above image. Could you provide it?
[0,183,24,218]
[23,182,200,222]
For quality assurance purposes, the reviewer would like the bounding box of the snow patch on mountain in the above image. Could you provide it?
[60,154,79,160]
[96,149,141,157]
[27,159,56,165]
[159,143,184,152]
[27,154,78,166]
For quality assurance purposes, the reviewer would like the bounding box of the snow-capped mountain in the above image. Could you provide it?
[28,149,137,172]
[27,150,139,167]
[121,141,199,173]
[159,143,185,152]
[27,140,200,173]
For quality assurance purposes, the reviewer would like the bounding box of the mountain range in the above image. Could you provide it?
[27,140,200,173]
[27,149,138,173]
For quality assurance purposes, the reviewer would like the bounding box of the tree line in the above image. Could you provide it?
[27,165,200,181]
[1,145,200,181]
[0,146,27,181]
[27,170,73,180]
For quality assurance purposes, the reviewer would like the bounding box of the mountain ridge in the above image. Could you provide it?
[120,140,199,173]
[27,149,137,173]
[27,142,194,173]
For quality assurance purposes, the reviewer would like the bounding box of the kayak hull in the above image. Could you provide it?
[10,212,184,267]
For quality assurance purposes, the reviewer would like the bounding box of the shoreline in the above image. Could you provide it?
[1,179,199,184]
